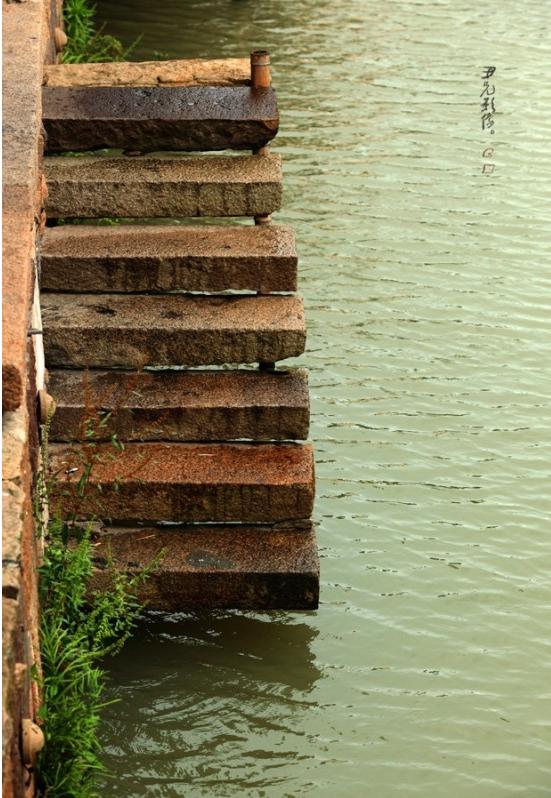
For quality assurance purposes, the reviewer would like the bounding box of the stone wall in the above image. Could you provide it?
[2,1,61,795]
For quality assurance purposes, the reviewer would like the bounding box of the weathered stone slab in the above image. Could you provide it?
[43,58,250,88]
[88,524,319,610]
[2,595,24,798]
[42,293,305,368]
[3,2,45,192]
[44,154,282,218]
[2,194,36,412]
[2,482,24,600]
[41,224,297,293]
[2,403,40,605]
[49,442,315,523]
[43,85,279,153]
[2,0,46,411]
[48,368,309,442]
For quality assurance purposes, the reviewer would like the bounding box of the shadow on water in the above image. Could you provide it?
[100,612,321,796]
[107,611,321,692]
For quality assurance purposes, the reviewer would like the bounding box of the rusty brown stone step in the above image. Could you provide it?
[41,224,297,293]
[42,294,305,368]
[44,154,282,219]
[43,58,251,88]
[49,442,315,523]
[48,368,309,442]
[88,523,319,610]
[43,85,279,154]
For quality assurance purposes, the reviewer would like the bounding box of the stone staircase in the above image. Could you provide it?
[41,54,318,610]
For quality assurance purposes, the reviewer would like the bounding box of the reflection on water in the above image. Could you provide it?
[102,613,320,797]
[96,0,551,796]
[108,612,321,693]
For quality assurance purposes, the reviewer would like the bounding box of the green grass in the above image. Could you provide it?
[62,0,141,64]
[35,420,162,797]
[36,519,155,797]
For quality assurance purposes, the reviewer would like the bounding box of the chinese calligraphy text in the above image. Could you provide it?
[481,67,496,175]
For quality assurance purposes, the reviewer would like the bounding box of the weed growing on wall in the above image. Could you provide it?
[35,416,162,797]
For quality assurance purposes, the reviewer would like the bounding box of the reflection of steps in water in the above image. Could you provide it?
[107,612,321,693]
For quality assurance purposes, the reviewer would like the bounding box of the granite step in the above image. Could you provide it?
[49,442,315,524]
[42,293,305,368]
[48,368,309,442]
[43,85,279,153]
[43,58,251,88]
[44,154,282,219]
[40,224,297,293]
[88,523,319,611]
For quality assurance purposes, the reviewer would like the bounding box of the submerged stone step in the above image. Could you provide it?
[43,58,251,88]
[41,224,297,293]
[42,293,305,368]
[44,154,282,219]
[89,523,319,611]
[48,368,309,442]
[43,85,279,153]
[49,442,315,523]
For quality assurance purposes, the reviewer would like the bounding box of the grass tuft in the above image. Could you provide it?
[35,416,163,797]
[62,0,141,64]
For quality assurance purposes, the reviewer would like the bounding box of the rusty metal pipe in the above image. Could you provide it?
[251,50,271,89]
[254,213,272,225]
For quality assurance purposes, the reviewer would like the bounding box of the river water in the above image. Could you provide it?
[95,1,551,795]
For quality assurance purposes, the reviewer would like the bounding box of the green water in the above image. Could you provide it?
[95,1,551,795]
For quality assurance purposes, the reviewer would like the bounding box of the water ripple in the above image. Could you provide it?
[96,0,551,795]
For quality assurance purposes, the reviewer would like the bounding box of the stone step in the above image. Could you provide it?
[44,154,282,219]
[49,442,315,524]
[43,58,251,88]
[48,368,309,442]
[88,523,319,611]
[42,293,305,368]
[43,85,279,154]
[40,224,297,293]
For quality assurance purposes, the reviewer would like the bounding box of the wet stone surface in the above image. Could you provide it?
[43,85,279,153]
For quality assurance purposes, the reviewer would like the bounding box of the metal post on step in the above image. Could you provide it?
[251,52,273,225]
[251,50,271,90]
[251,50,272,162]
[254,214,271,225]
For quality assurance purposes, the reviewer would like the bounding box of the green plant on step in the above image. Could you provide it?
[35,414,164,797]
